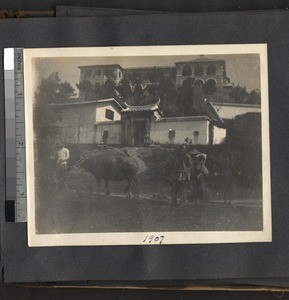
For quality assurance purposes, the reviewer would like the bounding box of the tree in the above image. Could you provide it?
[116,76,133,99]
[180,78,194,116]
[147,68,162,85]
[247,89,261,104]
[33,73,76,183]
[133,83,144,105]
[203,79,217,95]
[34,72,76,142]
[229,85,249,103]
[100,78,118,99]
[76,80,95,101]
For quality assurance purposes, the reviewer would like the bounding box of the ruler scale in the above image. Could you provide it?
[4,48,27,222]
[14,48,27,222]
[4,49,16,222]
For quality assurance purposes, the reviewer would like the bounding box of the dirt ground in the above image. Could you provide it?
[35,167,263,234]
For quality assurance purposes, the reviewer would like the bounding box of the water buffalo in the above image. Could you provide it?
[73,147,139,198]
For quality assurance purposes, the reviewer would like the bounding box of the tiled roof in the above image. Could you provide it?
[49,98,123,111]
[204,100,224,124]
[122,100,162,113]
[95,120,122,125]
[158,116,209,122]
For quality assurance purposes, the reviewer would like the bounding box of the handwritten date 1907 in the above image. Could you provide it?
[143,235,164,244]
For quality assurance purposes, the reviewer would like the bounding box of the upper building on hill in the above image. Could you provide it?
[77,56,232,91]
[175,57,231,88]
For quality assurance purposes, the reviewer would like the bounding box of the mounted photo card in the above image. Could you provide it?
[23,44,271,247]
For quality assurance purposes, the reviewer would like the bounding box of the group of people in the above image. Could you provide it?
[47,141,208,202]
[48,142,70,191]
[171,145,209,207]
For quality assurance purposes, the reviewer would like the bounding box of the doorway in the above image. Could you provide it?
[133,120,147,146]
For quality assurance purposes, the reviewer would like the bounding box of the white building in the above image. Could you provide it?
[51,98,123,144]
[211,102,261,119]
[150,116,226,145]
[52,98,227,146]
[121,100,226,146]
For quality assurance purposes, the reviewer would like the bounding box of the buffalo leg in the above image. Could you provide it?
[104,180,110,196]
[128,177,138,198]
[96,178,102,194]
[127,179,133,198]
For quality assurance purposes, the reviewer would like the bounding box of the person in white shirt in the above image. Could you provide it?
[54,142,70,191]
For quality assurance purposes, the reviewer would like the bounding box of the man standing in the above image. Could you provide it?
[171,145,192,207]
[54,142,70,191]
[190,150,209,202]
[195,153,209,202]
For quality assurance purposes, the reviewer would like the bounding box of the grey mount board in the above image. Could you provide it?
[1,11,289,283]
[56,5,170,17]
[2,0,289,13]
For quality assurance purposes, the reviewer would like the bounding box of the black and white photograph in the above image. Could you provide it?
[24,45,271,246]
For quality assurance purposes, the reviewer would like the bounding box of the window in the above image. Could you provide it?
[194,64,204,76]
[207,64,217,75]
[193,131,199,144]
[93,70,101,76]
[84,70,92,78]
[105,109,114,120]
[102,130,109,145]
[104,69,114,77]
[182,64,192,76]
[194,79,204,86]
[168,129,175,140]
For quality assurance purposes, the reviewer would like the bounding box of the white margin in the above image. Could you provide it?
[24,44,271,247]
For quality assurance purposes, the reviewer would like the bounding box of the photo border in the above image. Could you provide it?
[24,44,271,247]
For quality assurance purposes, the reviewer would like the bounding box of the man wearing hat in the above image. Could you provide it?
[54,142,70,191]
[190,150,209,202]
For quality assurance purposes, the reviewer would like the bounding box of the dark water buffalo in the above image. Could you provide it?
[73,148,139,197]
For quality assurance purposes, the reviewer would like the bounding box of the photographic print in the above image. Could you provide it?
[24,45,271,246]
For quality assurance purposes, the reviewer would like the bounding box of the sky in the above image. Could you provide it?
[33,53,261,95]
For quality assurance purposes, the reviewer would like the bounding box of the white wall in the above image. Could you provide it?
[96,103,121,122]
[213,126,226,144]
[94,123,122,145]
[57,103,96,144]
[150,118,209,145]
[212,103,261,119]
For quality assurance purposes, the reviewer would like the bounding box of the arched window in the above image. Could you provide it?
[194,79,204,86]
[182,64,192,76]
[203,78,217,94]
[207,64,217,75]
[194,64,204,76]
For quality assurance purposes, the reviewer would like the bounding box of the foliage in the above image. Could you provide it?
[229,85,249,103]
[76,80,95,101]
[115,76,133,99]
[247,89,261,104]
[202,79,217,95]
[77,78,119,101]
[34,72,76,142]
